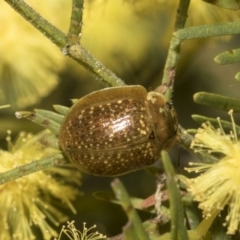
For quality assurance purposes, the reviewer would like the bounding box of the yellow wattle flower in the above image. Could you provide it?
[56,221,107,240]
[185,110,240,234]
[0,131,81,239]
[0,1,71,108]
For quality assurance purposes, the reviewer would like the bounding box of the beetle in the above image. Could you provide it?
[59,85,178,176]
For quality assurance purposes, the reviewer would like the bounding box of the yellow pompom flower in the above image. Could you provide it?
[0,1,71,108]
[0,130,81,239]
[185,110,240,234]
[56,221,107,240]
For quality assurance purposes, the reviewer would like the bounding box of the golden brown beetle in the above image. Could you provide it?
[59,85,178,176]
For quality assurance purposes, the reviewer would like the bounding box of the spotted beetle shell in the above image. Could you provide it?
[59,85,178,176]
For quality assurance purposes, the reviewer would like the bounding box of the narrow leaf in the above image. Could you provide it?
[15,110,61,135]
[188,210,220,240]
[193,92,240,112]
[111,179,150,240]
[53,105,70,115]
[214,48,240,64]
[174,22,240,40]
[161,151,189,240]
[191,114,240,135]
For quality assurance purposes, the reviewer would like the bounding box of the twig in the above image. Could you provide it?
[161,0,190,101]
[0,154,67,185]
[174,0,191,30]
[67,0,84,44]
[4,0,125,87]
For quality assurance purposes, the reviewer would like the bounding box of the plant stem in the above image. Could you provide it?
[67,0,84,44]
[4,0,125,87]
[0,154,67,185]
[161,0,190,101]
[174,0,191,30]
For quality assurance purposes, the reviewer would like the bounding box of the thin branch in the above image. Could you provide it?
[65,44,126,87]
[67,0,84,44]
[5,0,66,46]
[161,0,190,101]
[0,154,67,185]
[174,0,191,31]
[4,0,125,87]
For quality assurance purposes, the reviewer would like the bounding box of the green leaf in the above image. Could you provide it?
[186,129,197,135]
[174,22,240,40]
[214,48,240,64]
[111,179,151,240]
[191,114,240,135]
[15,110,62,135]
[188,210,220,240]
[53,104,70,115]
[193,92,240,112]
[161,151,189,240]
[202,0,240,9]
[123,221,139,240]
